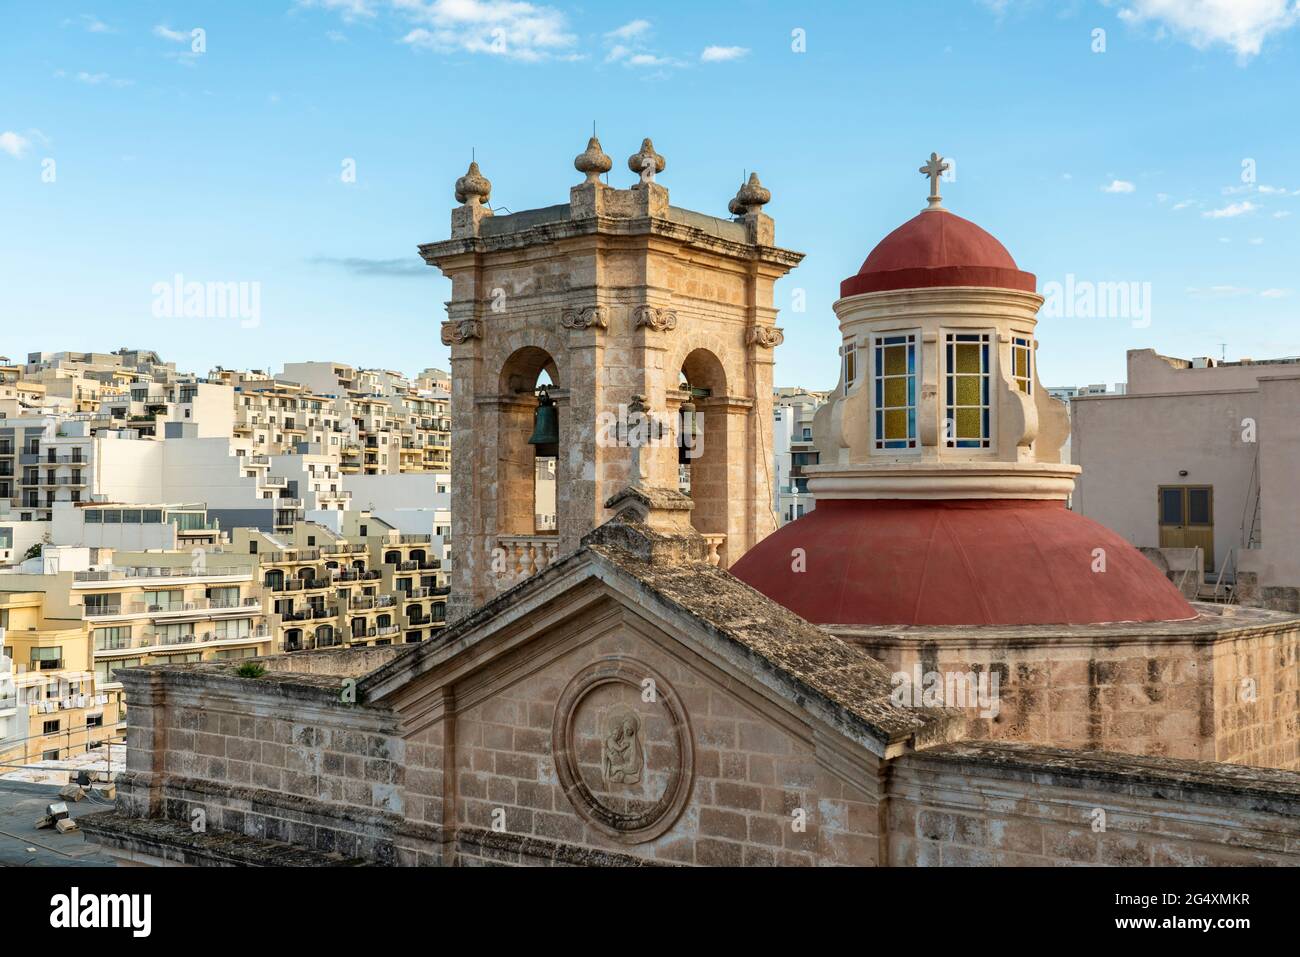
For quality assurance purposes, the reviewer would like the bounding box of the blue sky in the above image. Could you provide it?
[2,0,1298,389]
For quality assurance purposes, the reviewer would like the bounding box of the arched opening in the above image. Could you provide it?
[498,347,561,538]
[284,628,303,652]
[350,616,367,640]
[384,550,401,565]
[315,624,336,648]
[409,548,426,565]
[264,569,284,590]
[678,349,729,553]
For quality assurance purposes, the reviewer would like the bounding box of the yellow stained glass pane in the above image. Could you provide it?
[883,345,906,376]
[955,375,981,406]
[884,377,907,408]
[955,408,981,438]
[1014,352,1028,377]
[884,409,908,439]
[955,343,981,374]
[1016,379,1030,394]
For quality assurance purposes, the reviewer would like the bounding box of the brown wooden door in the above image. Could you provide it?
[1158,485,1214,572]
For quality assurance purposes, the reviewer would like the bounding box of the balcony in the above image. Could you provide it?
[348,594,396,611]
[269,578,330,593]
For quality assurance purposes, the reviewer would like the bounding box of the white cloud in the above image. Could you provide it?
[1249,236,1265,244]
[1102,179,1136,193]
[74,14,113,33]
[0,131,31,158]
[1260,288,1294,298]
[1187,285,1255,297]
[73,71,133,87]
[605,43,630,63]
[627,53,670,66]
[1117,0,1300,59]
[605,19,651,40]
[153,25,189,42]
[1274,210,1292,218]
[1172,200,1194,209]
[1203,200,1259,218]
[295,0,379,22]
[700,45,749,62]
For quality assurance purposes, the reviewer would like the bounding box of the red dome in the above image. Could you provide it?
[841,209,1036,297]
[731,500,1196,627]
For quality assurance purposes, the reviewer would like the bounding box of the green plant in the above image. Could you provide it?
[234,661,266,678]
[23,543,42,561]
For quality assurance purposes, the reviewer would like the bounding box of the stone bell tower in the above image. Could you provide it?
[421,138,804,620]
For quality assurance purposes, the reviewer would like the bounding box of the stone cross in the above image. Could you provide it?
[919,152,950,209]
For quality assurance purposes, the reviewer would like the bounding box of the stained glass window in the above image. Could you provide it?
[841,340,858,396]
[1011,335,1033,395]
[873,334,917,450]
[945,332,991,449]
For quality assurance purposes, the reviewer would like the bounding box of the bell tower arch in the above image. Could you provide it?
[421,142,804,620]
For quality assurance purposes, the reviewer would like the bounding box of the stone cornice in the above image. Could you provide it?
[807,461,1080,500]
[420,214,804,271]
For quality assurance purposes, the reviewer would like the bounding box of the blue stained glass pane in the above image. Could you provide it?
[907,378,915,406]
[875,348,883,376]
[946,378,953,405]
[875,378,882,405]
[982,409,990,438]
[907,408,916,438]
[981,344,989,372]
[907,345,915,374]
[982,376,989,404]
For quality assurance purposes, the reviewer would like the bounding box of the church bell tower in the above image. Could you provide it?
[421,139,804,620]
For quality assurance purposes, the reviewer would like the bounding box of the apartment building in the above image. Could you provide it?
[772,388,828,525]
[1072,349,1298,608]
[0,589,121,768]
[2,549,272,699]
[231,515,448,651]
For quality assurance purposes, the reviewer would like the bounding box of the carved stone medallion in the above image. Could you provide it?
[551,657,694,844]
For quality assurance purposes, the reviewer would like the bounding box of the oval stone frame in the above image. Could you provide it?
[551,657,694,844]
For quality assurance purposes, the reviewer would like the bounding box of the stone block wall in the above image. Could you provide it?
[890,743,1300,866]
[843,608,1300,771]
[111,667,421,865]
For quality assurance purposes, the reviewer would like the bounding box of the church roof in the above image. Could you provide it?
[730,499,1198,627]
[840,209,1036,297]
[358,516,960,754]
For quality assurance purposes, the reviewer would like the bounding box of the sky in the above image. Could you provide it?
[1,0,1298,390]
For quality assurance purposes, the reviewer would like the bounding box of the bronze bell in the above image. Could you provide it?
[527,387,559,457]
[679,399,698,466]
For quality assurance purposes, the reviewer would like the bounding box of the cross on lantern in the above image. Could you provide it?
[919,152,951,209]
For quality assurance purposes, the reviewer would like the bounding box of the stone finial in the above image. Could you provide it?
[729,172,771,217]
[454,161,492,207]
[627,138,665,184]
[575,136,613,185]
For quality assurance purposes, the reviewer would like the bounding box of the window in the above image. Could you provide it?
[1011,336,1033,394]
[42,749,59,762]
[95,626,131,651]
[841,340,858,395]
[43,719,60,734]
[873,333,918,450]
[31,646,63,670]
[87,713,104,728]
[944,332,992,449]
[97,657,141,685]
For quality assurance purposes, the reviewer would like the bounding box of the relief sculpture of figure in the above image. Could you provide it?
[601,708,645,786]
